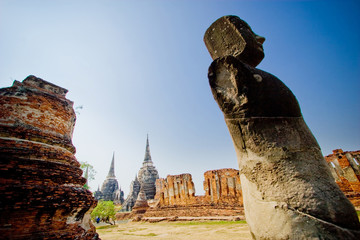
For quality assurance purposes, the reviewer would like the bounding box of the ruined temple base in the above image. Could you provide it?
[116,204,245,222]
[116,212,132,220]
[143,216,245,223]
[346,193,360,208]
[142,204,244,222]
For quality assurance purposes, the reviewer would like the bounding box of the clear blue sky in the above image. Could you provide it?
[1,0,359,195]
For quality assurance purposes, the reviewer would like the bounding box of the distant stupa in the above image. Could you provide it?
[122,174,141,211]
[137,135,159,199]
[122,135,159,211]
[94,153,124,204]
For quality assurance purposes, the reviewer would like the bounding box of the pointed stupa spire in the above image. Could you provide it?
[143,134,152,164]
[134,174,140,184]
[107,152,115,178]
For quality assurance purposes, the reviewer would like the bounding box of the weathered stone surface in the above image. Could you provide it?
[0,76,99,239]
[204,16,360,239]
[204,15,265,68]
[94,153,124,204]
[113,188,125,205]
[326,149,360,207]
[144,169,244,219]
[132,187,150,216]
[122,175,141,211]
[137,135,159,200]
[155,173,196,206]
[122,136,159,212]
[144,204,244,219]
[203,168,242,206]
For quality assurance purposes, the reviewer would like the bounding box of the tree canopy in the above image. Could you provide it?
[91,201,116,225]
[80,161,96,189]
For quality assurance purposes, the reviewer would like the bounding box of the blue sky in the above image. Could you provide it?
[1,0,359,195]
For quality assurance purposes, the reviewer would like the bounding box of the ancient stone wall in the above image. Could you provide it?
[155,174,196,206]
[131,159,360,221]
[143,168,244,219]
[325,149,360,206]
[203,168,242,206]
[0,76,99,239]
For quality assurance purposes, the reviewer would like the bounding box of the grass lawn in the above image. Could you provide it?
[96,221,251,240]
[97,214,360,240]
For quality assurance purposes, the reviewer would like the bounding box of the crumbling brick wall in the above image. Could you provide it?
[155,173,196,206]
[0,76,99,239]
[325,149,360,206]
[203,168,242,206]
[144,168,243,218]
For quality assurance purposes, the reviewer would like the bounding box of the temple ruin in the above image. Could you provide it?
[121,175,141,211]
[124,168,244,221]
[120,159,360,222]
[325,149,360,207]
[93,153,124,204]
[137,135,159,199]
[0,76,99,239]
[131,187,150,221]
[122,136,159,211]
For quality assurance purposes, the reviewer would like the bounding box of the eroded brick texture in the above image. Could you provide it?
[132,188,149,212]
[144,168,244,218]
[203,168,242,205]
[155,174,196,206]
[325,149,360,206]
[0,76,99,239]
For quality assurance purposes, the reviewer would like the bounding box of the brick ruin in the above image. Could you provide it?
[123,152,360,222]
[3,76,358,238]
[325,149,360,207]
[141,168,244,220]
[0,76,99,239]
[155,173,196,206]
[131,188,150,221]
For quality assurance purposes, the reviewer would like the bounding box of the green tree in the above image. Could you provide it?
[80,161,96,189]
[91,201,116,225]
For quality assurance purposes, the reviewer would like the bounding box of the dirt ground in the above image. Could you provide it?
[96,221,252,240]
